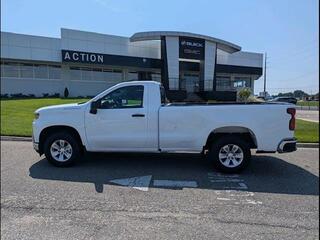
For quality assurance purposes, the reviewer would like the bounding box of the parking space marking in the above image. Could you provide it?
[110,175,152,191]
[207,172,246,189]
[208,173,262,205]
[153,180,198,188]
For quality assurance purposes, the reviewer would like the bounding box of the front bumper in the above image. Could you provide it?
[32,135,39,153]
[277,138,297,153]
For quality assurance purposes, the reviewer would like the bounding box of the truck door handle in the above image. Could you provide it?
[132,114,145,117]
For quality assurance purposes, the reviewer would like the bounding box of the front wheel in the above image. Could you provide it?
[44,132,81,167]
[208,135,251,173]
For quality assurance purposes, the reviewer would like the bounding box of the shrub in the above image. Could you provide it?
[64,88,69,98]
[48,93,60,98]
[0,94,9,99]
[11,93,24,98]
[42,93,49,98]
[247,95,265,102]
[237,88,252,102]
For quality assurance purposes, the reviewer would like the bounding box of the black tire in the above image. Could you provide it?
[208,135,251,173]
[43,131,81,167]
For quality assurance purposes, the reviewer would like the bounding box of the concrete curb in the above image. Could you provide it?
[296,143,319,148]
[1,135,319,148]
[1,136,32,142]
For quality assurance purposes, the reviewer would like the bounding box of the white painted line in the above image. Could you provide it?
[244,199,263,205]
[153,180,198,188]
[296,117,319,123]
[208,173,240,178]
[238,183,248,189]
[210,179,243,183]
[217,197,232,201]
[110,175,152,192]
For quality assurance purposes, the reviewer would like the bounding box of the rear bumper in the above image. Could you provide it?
[277,138,297,153]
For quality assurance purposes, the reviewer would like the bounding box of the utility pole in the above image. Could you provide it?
[263,52,267,98]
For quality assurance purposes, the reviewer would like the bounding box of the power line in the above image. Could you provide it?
[269,50,318,65]
[270,40,319,62]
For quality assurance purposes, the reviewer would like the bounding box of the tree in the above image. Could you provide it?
[293,90,309,98]
[238,88,252,102]
[64,87,69,98]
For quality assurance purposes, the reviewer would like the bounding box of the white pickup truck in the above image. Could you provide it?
[32,81,297,172]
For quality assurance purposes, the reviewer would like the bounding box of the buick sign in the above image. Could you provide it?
[179,37,205,60]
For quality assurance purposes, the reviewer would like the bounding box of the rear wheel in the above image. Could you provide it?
[44,132,81,167]
[208,135,251,173]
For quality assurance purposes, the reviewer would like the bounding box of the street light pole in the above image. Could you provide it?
[263,52,267,98]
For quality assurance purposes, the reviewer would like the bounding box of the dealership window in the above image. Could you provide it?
[233,77,251,88]
[216,76,232,90]
[20,63,34,78]
[82,67,92,81]
[99,85,144,109]
[91,68,104,81]
[112,70,122,81]
[151,72,161,82]
[69,67,81,80]
[128,71,138,80]
[0,62,3,77]
[2,62,20,78]
[34,64,48,79]
[48,65,61,79]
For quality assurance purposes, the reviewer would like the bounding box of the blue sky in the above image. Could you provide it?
[1,0,319,94]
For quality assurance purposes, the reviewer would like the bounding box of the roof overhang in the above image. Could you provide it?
[130,31,241,53]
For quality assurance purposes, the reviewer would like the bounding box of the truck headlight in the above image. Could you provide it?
[34,112,40,119]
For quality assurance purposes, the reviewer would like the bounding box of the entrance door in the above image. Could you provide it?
[183,72,200,93]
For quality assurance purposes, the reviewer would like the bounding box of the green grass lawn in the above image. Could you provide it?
[294,119,319,143]
[1,98,89,136]
[297,101,319,107]
[1,98,319,143]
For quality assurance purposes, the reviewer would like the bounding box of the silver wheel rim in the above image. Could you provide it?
[50,139,73,162]
[218,144,244,168]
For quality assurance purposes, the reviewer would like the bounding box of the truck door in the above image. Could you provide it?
[85,85,149,151]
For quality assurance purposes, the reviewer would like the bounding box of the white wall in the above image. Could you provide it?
[217,49,263,68]
[204,41,216,91]
[1,77,63,96]
[61,28,161,59]
[1,32,61,62]
[165,36,179,90]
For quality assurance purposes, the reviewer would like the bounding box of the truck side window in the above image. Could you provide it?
[99,85,144,109]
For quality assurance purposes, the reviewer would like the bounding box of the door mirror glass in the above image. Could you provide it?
[90,100,100,114]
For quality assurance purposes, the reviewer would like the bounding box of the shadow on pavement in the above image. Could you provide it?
[29,152,319,195]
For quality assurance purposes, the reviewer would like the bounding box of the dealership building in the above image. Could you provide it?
[1,28,263,101]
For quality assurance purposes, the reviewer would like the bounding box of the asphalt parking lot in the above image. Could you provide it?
[1,141,319,240]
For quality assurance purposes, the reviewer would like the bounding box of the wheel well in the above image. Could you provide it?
[39,125,84,154]
[204,127,257,150]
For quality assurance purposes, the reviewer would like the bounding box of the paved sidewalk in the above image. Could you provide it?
[296,110,319,122]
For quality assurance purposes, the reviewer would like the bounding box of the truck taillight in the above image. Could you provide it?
[287,108,296,131]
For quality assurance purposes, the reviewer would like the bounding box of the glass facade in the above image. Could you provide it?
[68,66,123,82]
[1,61,61,79]
[216,74,252,91]
[179,72,200,92]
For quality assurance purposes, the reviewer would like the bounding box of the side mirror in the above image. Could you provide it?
[90,100,99,114]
